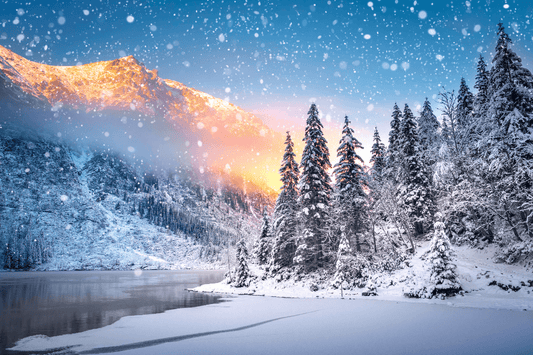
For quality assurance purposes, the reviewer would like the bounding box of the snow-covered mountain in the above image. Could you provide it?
[0,45,274,138]
[0,44,284,189]
[0,45,277,271]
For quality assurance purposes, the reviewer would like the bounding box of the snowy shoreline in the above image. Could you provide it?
[193,244,533,312]
[8,244,533,354]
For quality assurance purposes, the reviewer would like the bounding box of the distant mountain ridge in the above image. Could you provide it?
[0,45,284,191]
[0,45,273,138]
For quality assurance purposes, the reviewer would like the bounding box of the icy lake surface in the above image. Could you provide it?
[0,270,225,352]
[8,295,533,355]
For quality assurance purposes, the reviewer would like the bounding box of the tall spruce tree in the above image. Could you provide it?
[479,23,533,240]
[333,116,366,252]
[294,103,332,272]
[488,23,533,132]
[369,127,386,180]
[368,128,386,251]
[417,98,440,155]
[386,103,403,182]
[269,132,299,276]
[397,104,434,236]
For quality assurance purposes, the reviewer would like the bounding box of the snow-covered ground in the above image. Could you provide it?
[196,243,533,311]
[9,244,533,355]
[10,294,533,355]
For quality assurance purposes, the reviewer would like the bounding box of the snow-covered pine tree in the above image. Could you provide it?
[397,104,434,236]
[426,213,462,297]
[476,23,533,241]
[456,78,475,144]
[269,132,299,277]
[254,213,271,266]
[473,54,490,124]
[417,98,440,158]
[332,229,353,289]
[234,238,251,287]
[488,23,533,130]
[294,103,333,273]
[405,213,461,299]
[368,127,387,253]
[385,103,403,183]
[369,127,386,181]
[333,116,367,252]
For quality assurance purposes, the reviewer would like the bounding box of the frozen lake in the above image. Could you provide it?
[0,270,225,352]
[8,294,533,355]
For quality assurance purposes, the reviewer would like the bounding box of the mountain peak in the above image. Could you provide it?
[0,45,284,190]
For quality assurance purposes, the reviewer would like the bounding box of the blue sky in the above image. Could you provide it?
[1,0,532,156]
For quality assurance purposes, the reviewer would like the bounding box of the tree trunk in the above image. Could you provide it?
[503,206,522,242]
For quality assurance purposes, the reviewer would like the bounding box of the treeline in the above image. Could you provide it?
[134,193,237,247]
[248,23,533,288]
[87,152,268,249]
[1,224,51,270]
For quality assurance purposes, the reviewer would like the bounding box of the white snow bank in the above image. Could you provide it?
[196,244,533,311]
[10,295,533,355]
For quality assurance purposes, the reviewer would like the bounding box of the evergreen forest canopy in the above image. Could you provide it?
[243,23,533,296]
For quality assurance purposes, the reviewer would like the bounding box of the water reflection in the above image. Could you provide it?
[0,270,225,351]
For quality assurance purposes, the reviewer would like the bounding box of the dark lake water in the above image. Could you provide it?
[0,270,225,352]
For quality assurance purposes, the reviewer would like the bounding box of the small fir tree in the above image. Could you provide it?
[369,127,386,180]
[440,116,452,146]
[405,213,462,299]
[426,213,462,297]
[234,238,251,287]
[332,229,353,289]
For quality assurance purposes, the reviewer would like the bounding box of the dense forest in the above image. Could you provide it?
[236,24,533,298]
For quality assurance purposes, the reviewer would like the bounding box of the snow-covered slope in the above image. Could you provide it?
[0,131,271,271]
